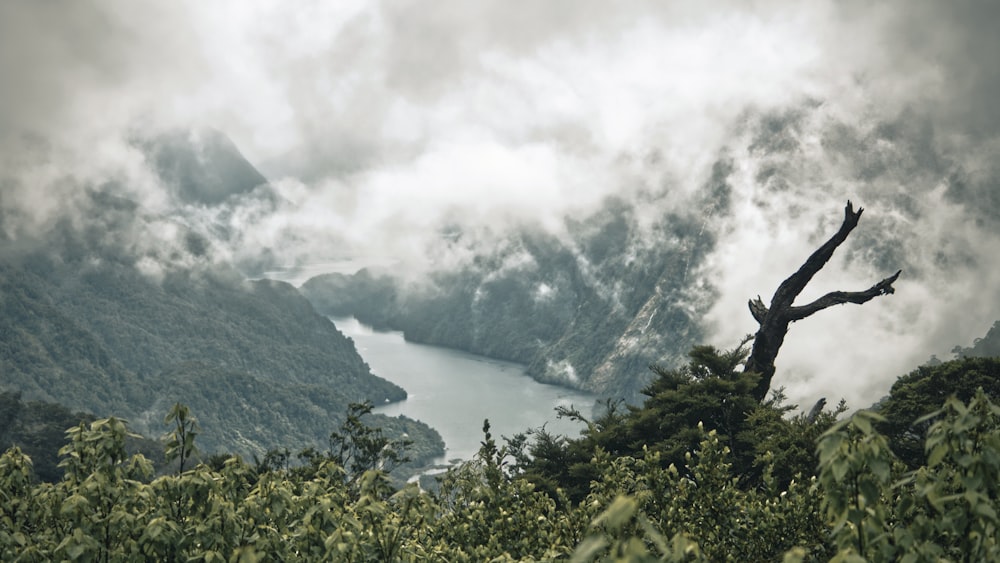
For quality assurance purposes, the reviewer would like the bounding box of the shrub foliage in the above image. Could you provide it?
[3,360,999,561]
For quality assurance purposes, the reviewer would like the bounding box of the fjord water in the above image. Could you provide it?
[332,317,595,465]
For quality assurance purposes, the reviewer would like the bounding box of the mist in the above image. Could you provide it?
[2,0,998,408]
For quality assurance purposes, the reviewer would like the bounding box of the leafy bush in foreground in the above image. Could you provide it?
[2,391,999,561]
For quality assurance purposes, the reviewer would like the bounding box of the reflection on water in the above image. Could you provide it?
[332,317,594,465]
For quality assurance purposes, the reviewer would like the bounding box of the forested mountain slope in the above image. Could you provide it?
[0,143,438,460]
[45,256,396,399]
[0,261,143,415]
[0,245,418,457]
[952,320,1000,359]
[302,192,727,403]
[0,390,164,483]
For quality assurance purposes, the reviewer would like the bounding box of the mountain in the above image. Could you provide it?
[0,259,143,414]
[0,150,441,462]
[0,246,422,456]
[135,128,270,206]
[952,320,1000,359]
[301,190,728,403]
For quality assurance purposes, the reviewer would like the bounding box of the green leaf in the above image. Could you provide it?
[927,444,948,468]
[853,415,873,435]
[859,480,880,506]
[593,496,637,531]
[974,500,997,521]
[570,536,608,563]
[870,458,890,483]
[831,458,850,482]
[782,547,807,563]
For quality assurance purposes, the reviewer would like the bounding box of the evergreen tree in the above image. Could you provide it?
[517,339,842,501]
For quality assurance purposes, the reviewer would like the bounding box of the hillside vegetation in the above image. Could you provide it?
[3,352,999,561]
[0,186,448,463]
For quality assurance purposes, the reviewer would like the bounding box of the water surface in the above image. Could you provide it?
[333,317,594,464]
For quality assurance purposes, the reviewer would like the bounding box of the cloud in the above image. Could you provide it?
[1,0,999,407]
[700,100,1000,409]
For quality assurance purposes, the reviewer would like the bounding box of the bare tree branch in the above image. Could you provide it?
[786,270,902,322]
[742,201,900,402]
[805,397,827,424]
[748,295,768,324]
[770,201,864,310]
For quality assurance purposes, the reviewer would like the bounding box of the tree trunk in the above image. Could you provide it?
[744,201,901,401]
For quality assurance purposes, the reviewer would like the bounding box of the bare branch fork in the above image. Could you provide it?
[743,201,901,401]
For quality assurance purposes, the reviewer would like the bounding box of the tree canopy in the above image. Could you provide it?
[513,339,844,503]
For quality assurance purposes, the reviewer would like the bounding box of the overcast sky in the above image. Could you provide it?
[1,0,999,407]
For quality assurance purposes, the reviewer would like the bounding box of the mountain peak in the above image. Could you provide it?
[135,128,269,206]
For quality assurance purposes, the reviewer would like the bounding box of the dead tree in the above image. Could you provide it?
[744,201,901,401]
